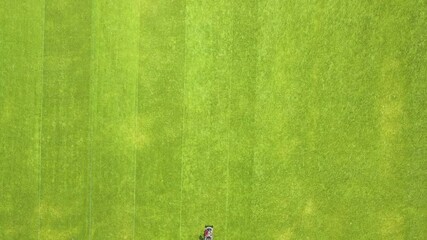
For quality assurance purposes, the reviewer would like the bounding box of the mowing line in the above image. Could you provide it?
[251,1,259,234]
[132,81,138,240]
[88,0,99,238]
[88,81,94,238]
[88,57,95,240]
[132,72,138,240]
[225,16,232,240]
[225,74,230,240]
[37,0,46,239]
[179,95,185,240]
[179,2,187,238]
[88,85,94,240]
[133,1,141,237]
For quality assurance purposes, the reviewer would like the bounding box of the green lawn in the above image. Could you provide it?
[1,0,426,239]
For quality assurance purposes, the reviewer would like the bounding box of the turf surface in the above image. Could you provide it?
[1,0,426,239]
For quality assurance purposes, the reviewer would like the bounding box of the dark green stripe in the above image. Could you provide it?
[136,0,186,238]
[40,0,92,239]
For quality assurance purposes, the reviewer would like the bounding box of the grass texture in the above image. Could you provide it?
[0,0,426,239]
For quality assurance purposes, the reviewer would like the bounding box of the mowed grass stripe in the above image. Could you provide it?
[374,2,426,238]
[402,1,427,236]
[227,1,258,240]
[181,0,231,238]
[40,0,92,239]
[253,1,304,239]
[296,3,380,238]
[0,1,44,239]
[136,0,185,238]
[204,1,232,238]
[89,0,139,239]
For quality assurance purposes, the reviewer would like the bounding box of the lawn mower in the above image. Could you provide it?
[203,225,213,240]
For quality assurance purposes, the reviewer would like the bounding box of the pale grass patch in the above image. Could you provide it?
[303,199,315,215]
[277,228,294,240]
[380,213,404,239]
[379,58,404,177]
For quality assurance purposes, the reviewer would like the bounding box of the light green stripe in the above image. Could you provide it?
[89,0,140,239]
[0,1,44,239]
[180,0,232,238]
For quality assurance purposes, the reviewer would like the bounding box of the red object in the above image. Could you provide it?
[204,229,209,237]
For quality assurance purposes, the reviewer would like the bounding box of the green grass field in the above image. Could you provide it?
[1,0,426,239]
